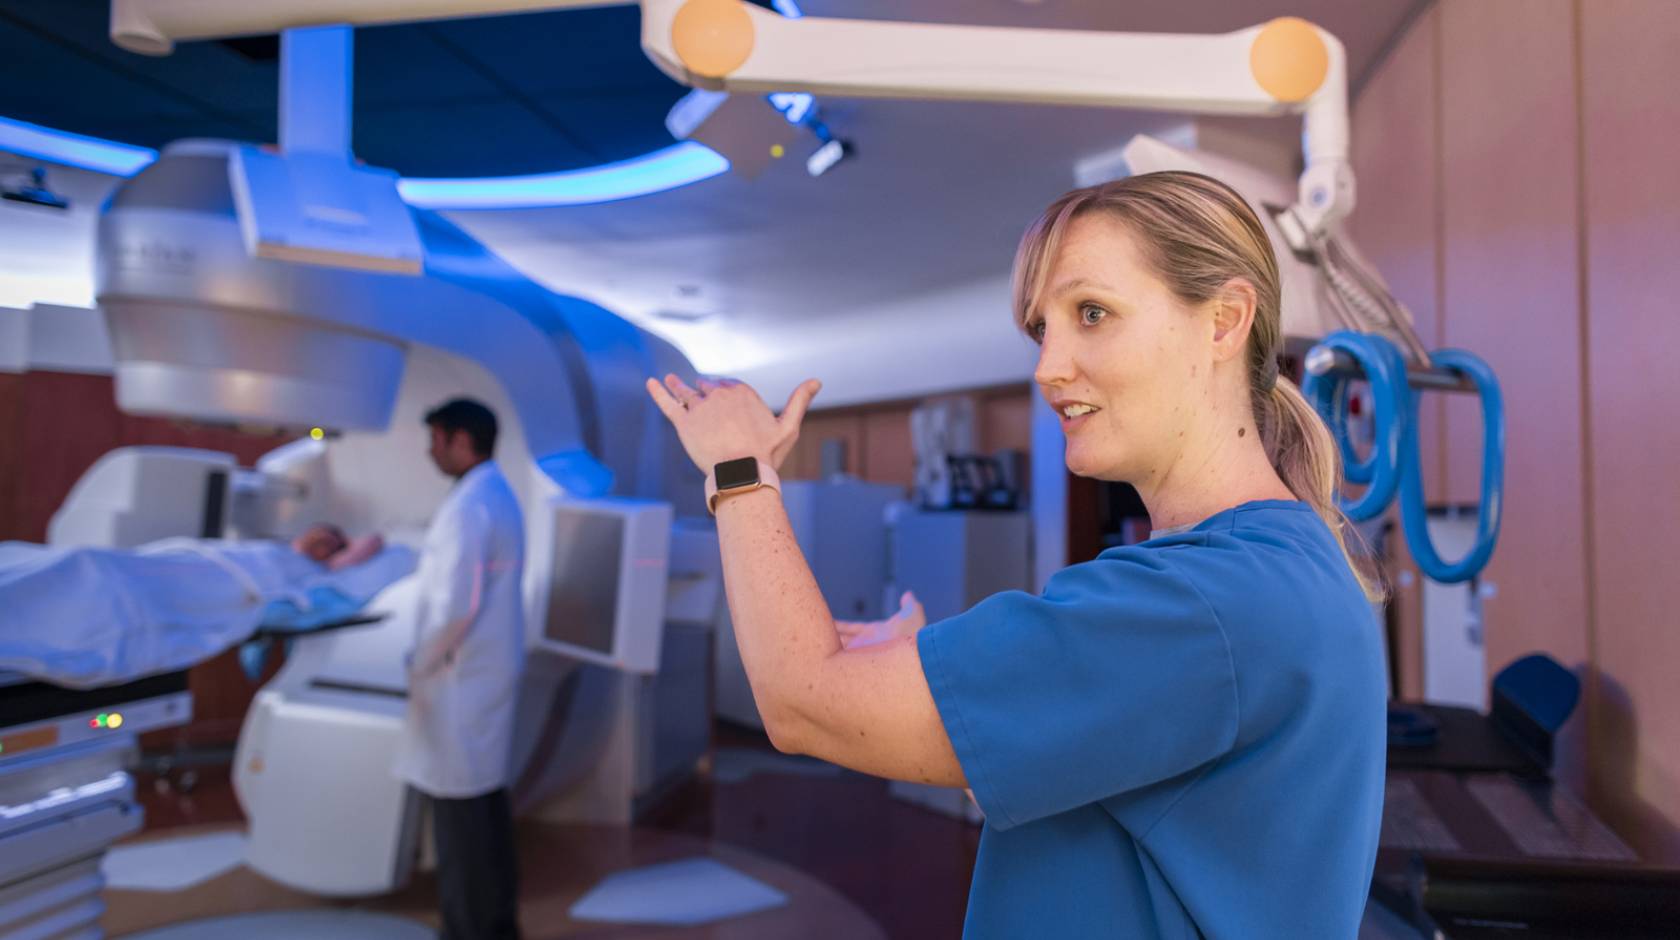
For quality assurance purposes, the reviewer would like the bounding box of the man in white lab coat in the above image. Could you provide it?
[395,398,526,940]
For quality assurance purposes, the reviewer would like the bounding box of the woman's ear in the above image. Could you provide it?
[1210,278,1259,363]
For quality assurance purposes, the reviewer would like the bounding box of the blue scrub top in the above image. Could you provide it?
[918,500,1386,939]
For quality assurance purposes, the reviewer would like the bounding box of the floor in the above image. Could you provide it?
[112,722,980,939]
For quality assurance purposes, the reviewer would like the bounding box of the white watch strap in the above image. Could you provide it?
[704,458,781,514]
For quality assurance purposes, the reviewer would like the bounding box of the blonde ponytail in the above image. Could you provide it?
[1261,377,1385,602]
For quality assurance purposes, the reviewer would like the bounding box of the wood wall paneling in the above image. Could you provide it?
[978,391,1033,457]
[788,411,866,481]
[787,385,1034,497]
[1358,0,1679,852]
[1438,0,1591,707]
[1579,0,1680,864]
[861,408,914,491]
[11,371,124,541]
[0,372,26,542]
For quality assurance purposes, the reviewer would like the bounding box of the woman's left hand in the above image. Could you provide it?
[645,374,822,473]
[835,591,927,650]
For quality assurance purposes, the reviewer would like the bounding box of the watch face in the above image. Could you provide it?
[714,456,761,490]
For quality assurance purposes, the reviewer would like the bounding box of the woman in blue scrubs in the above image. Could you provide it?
[647,171,1387,939]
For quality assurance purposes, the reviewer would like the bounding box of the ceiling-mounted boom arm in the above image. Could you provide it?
[636,0,1353,238]
[110,0,1353,237]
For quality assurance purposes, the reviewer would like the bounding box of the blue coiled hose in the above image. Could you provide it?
[1301,331,1505,584]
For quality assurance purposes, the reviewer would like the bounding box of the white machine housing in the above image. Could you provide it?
[75,139,723,897]
[47,447,236,548]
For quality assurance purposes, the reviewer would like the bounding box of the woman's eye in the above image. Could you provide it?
[1026,319,1046,343]
[1080,304,1108,326]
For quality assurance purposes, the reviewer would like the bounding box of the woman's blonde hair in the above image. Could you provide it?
[1012,171,1382,601]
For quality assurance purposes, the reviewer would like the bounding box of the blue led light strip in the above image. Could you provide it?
[0,115,157,177]
[1,118,729,208]
[398,142,730,209]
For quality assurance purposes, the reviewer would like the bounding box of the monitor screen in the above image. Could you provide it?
[542,508,624,655]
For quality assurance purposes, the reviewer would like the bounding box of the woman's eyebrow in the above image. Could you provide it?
[1048,277,1113,299]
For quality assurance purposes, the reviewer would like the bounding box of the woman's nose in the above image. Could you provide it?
[1033,328,1077,387]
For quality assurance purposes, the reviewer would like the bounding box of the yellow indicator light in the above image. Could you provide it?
[770,144,785,159]
[310,427,325,441]
[107,713,124,729]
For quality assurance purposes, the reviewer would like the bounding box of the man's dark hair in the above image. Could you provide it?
[424,398,498,457]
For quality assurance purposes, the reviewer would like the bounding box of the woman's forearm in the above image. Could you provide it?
[644,375,961,783]
[713,486,839,749]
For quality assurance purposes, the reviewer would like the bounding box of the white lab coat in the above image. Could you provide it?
[393,461,527,799]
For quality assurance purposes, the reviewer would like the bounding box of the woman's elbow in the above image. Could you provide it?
[759,703,813,756]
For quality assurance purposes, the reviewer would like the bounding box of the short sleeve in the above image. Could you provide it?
[916,549,1239,829]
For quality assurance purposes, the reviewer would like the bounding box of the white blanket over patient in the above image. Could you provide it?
[0,538,415,688]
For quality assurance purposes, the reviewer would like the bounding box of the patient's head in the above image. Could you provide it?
[292,523,349,563]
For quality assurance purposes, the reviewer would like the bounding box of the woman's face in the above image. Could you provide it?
[1028,213,1215,484]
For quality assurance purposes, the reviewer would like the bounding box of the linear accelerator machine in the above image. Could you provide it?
[2,46,731,934]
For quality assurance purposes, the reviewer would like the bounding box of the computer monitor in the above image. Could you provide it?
[530,498,672,673]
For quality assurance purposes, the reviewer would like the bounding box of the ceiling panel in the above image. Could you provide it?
[414,7,670,93]
[352,25,508,108]
[527,90,683,163]
[0,2,278,130]
[0,15,210,133]
[354,99,606,178]
[0,1,689,177]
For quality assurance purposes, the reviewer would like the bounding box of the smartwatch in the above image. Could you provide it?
[705,456,781,514]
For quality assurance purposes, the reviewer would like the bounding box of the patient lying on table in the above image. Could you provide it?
[291,523,385,571]
[0,526,414,689]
